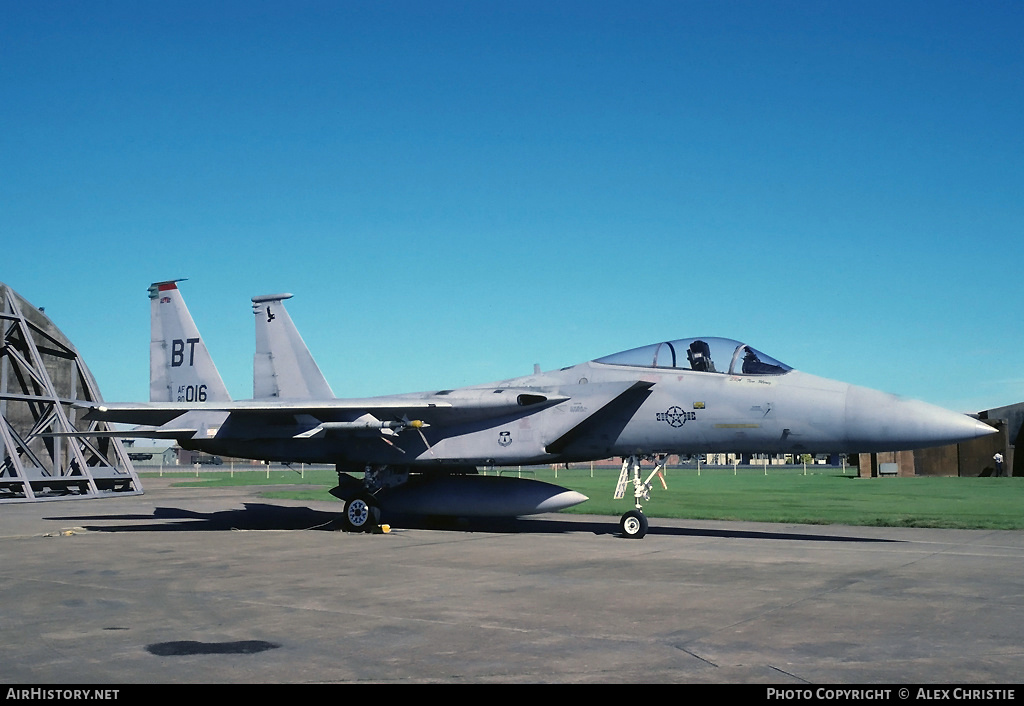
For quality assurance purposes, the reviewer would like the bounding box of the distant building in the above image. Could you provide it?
[859,402,1021,478]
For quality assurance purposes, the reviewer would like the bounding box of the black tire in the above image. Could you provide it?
[342,494,380,533]
[619,510,648,539]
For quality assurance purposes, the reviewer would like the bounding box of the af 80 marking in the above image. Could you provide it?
[177,384,208,402]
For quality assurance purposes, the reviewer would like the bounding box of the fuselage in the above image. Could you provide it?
[184,337,994,467]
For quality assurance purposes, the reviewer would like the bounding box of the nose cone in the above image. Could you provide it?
[845,385,998,452]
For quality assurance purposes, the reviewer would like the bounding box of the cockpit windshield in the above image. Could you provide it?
[594,337,792,376]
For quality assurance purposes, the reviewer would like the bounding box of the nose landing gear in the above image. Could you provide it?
[619,509,649,538]
[614,455,668,539]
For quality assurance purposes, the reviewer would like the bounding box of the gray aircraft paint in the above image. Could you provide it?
[148,281,230,404]
[82,282,996,533]
[105,286,995,465]
[252,293,334,400]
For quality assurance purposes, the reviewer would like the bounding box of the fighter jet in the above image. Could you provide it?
[81,281,997,539]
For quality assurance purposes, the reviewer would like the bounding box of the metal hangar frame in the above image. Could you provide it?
[0,282,141,502]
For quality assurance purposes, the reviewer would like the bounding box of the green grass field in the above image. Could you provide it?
[147,464,1024,530]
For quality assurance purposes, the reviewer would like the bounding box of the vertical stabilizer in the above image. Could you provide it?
[149,280,231,403]
[252,294,335,399]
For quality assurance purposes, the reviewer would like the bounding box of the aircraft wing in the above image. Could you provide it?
[544,380,655,455]
[75,380,661,450]
[78,399,455,427]
[76,389,571,436]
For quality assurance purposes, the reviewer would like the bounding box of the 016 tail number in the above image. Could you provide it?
[177,384,208,402]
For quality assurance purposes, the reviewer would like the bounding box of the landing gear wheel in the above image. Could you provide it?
[620,510,648,539]
[343,494,381,533]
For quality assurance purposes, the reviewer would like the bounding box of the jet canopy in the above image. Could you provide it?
[595,337,792,376]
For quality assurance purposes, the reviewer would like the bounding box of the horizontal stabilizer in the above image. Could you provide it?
[42,429,166,439]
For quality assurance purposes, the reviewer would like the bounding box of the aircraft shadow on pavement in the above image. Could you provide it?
[46,503,898,543]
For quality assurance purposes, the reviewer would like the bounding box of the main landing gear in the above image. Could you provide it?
[342,492,381,533]
[614,455,668,539]
[330,470,386,533]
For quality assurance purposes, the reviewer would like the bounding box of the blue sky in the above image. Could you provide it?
[3,1,1022,412]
